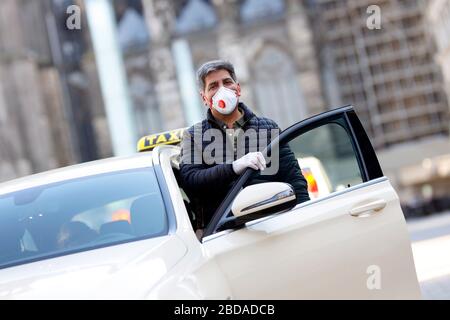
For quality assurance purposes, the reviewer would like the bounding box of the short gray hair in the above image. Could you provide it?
[197,60,237,91]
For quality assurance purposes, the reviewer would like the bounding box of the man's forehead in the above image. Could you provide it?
[205,69,233,84]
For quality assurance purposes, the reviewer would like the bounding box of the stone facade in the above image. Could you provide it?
[139,0,326,130]
[427,0,450,119]
[311,0,449,149]
[306,0,450,204]
[0,0,63,182]
[0,0,105,183]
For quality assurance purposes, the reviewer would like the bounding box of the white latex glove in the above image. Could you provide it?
[232,152,266,175]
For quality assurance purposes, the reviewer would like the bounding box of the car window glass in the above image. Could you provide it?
[288,122,363,200]
[0,168,168,269]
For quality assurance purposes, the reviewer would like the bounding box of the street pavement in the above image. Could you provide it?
[407,210,450,299]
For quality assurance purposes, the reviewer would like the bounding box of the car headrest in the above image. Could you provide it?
[57,221,97,248]
[130,195,167,237]
[100,220,133,235]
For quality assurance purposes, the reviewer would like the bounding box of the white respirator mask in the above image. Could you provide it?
[211,86,239,115]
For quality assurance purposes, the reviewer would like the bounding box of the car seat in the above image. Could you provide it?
[130,195,167,237]
[100,220,133,236]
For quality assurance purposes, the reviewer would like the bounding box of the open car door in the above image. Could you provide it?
[201,106,421,299]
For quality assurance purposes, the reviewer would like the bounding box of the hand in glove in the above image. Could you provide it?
[232,152,266,175]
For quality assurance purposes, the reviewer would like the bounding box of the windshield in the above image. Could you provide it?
[0,168,168,269]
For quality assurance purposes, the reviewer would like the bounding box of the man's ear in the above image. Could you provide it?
[200,91,207,106]
[236,83,242,97]
[200,90,212,108]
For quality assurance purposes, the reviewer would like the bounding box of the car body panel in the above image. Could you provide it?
[199,106,420,299]
[0,235,187,299]
[202,177,421,299]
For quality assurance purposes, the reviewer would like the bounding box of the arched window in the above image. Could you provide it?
[176,0,217,34]
[117,8,150,50]
[252,46,307,129]
[114,0,150,51]
[240,0,285,23]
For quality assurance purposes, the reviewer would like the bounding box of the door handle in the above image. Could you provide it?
[349,199,387,217]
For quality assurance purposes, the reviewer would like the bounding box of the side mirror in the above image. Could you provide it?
[226,182,296,228]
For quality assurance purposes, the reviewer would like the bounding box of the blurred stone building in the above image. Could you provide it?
[309,0,450,207]
[94,0,326,146]
[427,0,450,108]
[1,0,449,212]
[113,0,163,138]
[0,0,107,183]
[135,0,326,132]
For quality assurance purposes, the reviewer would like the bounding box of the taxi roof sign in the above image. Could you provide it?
[137,128,186,152]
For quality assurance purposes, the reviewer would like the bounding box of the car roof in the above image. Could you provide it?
[0,152,154,196]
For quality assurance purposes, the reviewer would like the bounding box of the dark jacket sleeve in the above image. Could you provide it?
[179,128,237,194]
[265,119,310,204]
[277,143,310,204]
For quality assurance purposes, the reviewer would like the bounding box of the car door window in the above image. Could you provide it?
[287,122,363,200]
[244,120,364,201]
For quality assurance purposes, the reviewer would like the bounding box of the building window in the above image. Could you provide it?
[175,0,217,34]
[114,0,150,52]
[252,46,307,129]
[240,0,285,23]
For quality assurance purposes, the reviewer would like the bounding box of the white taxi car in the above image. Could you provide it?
[0,106,421,299]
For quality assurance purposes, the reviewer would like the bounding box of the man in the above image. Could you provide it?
[179,60,309,231]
